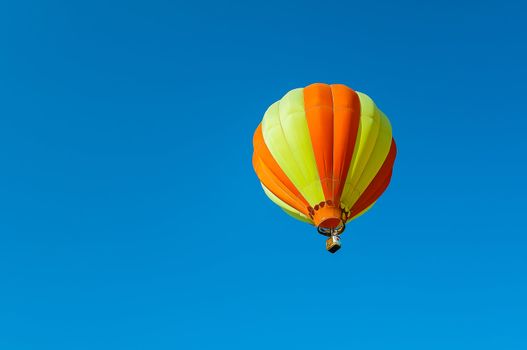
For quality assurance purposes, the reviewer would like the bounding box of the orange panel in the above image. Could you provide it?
[303,83,334,201]
[253,156,311,216]
[330,84,361,203]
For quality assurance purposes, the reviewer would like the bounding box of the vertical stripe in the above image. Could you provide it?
[330,84,361,203]
[303,83,335,201]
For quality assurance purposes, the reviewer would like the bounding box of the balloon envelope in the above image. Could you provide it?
[252,83,396,232]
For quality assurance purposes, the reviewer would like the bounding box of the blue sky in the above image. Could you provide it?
[1,0,526,349]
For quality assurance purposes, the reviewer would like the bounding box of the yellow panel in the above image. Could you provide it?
[340,92,381,209]
[345,112,392,207]
[261,88,324,205]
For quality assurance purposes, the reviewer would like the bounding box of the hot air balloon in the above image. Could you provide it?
[252,83,396,253]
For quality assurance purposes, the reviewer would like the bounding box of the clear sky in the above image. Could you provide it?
[1,0,526,349]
